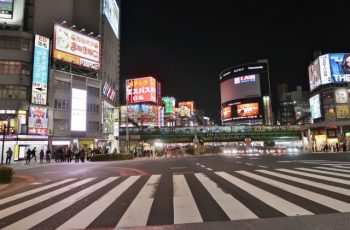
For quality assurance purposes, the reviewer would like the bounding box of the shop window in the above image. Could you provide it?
[54,100,69,110]
[87,121,99,131]
[53,119,69,130]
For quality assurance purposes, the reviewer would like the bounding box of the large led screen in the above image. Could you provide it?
[222,99,262,122]
[103,0,119,39]
[309,94,321,119]
[0,0,23,25]
[53,24,100,70]
[71,88,87,131]
[120,104,158,126]
[31,35,50,105]
[236,103,259,118]
[126,77,157,103]
[329,53,350,83]
[28,106,48,135]
[220,74,261,104]
[222,106,232,121]
[308,58,321,91]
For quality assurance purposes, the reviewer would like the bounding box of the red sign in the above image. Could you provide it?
[222,106,232,120]
[236,103,259,117]
[126,77,157,103]
[178,101,194,113]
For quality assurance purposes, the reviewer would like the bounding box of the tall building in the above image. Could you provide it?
[0,0,121,159]
[219,60,273,126]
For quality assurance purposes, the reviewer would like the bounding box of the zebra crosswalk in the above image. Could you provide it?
[1,165,350,229]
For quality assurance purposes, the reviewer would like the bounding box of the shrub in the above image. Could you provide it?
[0,166,14,183]
[90,154,133,162]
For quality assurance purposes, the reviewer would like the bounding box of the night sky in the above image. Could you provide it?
[120,0,350,123]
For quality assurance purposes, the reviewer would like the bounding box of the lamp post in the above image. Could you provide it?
[1,124,6,165]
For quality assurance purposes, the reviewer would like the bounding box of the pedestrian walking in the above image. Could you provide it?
[39,149,44,163]
[5,147,13,164]
[26,148,31,164]
[46,148,51,163]
[67,148,73,163]
[31,147,37,162]
[74,147,79,163]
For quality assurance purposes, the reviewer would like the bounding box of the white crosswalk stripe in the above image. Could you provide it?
[3,177,118,230]
[215,172,313,216]
[237,171,350,212]
[333,165,350,169]
[295,168,350,178]
[3,167,350,229]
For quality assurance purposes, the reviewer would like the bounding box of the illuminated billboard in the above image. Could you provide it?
[308,59,321,91]
[178,101,194,114]
[329,53,350,83]
[126,77,157,103]
[222,106,232,121]
[220,74,261,104]
[53,24,100,70]
[28,106,48,135]
[162,97,176,114]
[336,105,350,119]
[236,103,259,118]
[31,35,50,105]
[103,0,119,39]
[0,0,13,19]
[71,88,87,131]
[103,81,116,101]
[120,104,158,126]
[309,94,321,119]
[335,88,348,103]
[0,0,24,25]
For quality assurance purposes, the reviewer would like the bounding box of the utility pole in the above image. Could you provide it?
[1,124,6,165]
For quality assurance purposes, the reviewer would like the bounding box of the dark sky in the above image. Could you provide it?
[120,0,350,123]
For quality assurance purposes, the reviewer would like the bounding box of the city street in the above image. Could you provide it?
[2,153,350,229]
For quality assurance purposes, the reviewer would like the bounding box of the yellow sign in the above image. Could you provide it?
[336,105,350,119]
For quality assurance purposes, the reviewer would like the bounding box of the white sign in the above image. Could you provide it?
[319,54,332,85]
[71,88,87,131]
[53,24,100,70]
[310,94,321,119]
[103,0,119,39]
[0,0,24,25]
[28,106,48,135]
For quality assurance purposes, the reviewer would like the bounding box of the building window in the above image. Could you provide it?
[54,80,70,91]
[87,86,99,97]
[21,39,30,51]
[54,99,69,110]
[87,104,99,113]
[0,37,21,50]
[87,121,99,131]
[0,85,27,99]
[0,61,31,75]
[53,119,69,130]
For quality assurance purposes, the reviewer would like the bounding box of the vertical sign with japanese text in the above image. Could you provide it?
[31,34,50,105]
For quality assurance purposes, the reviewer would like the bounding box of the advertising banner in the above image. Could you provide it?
[103,0,119,39]
[222,106,232,121]
[140,104,157,126]
[0,0,13,19]
[162,97,176,114]
[120,105,141,123]
[236,103,259,118]
[178,101,194,114]
[103,81,116,101]
[309,94,321,119]
[71,88,87,131]
[329,53,350,83]
[308,60,321,92]
[335,88,348,103]
[31,35,50,105]
[53,24,100,70]
[319,54,332,85]
[336,105,350,119]
[324,107,336,121]
[28,106,48,134]
[126,77,157,103]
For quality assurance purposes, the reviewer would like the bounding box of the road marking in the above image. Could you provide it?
[117,175,161,228]
[236,156,242,159]
[195,173,257,220]
[276,169,350,185]
[245,163,253,166]
[314,167,350,173]
[257,170,350,197]
[57,177,142,230]
[334,165,350,169]
[170,167,188,170]
[295,168,350,178]
[237,171,350,212]
[258,165,268,168]
[322,163,350,166]
[237,161,242,163]
[206,168,213,171]
[216,172,312,216]
[277,161,291,163]
[250,158,260,160]
[173,175,202,224]
[3,177,118,230]
[0,178,76,206]
[196,163,200,165]
[0,178,94,219]
[201,165,206,168]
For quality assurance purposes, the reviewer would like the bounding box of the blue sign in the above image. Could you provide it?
[31,35,50,105]
[329,53,350,83]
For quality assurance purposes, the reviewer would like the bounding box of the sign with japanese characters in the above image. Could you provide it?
[31,34,50,105]
[53,24,100,70]
[28,106,48,134]
[126,77,157,103]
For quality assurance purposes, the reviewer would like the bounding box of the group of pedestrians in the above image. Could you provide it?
[51,147,92,163]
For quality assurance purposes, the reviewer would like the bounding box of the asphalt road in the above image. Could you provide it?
[1,153,350,229]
